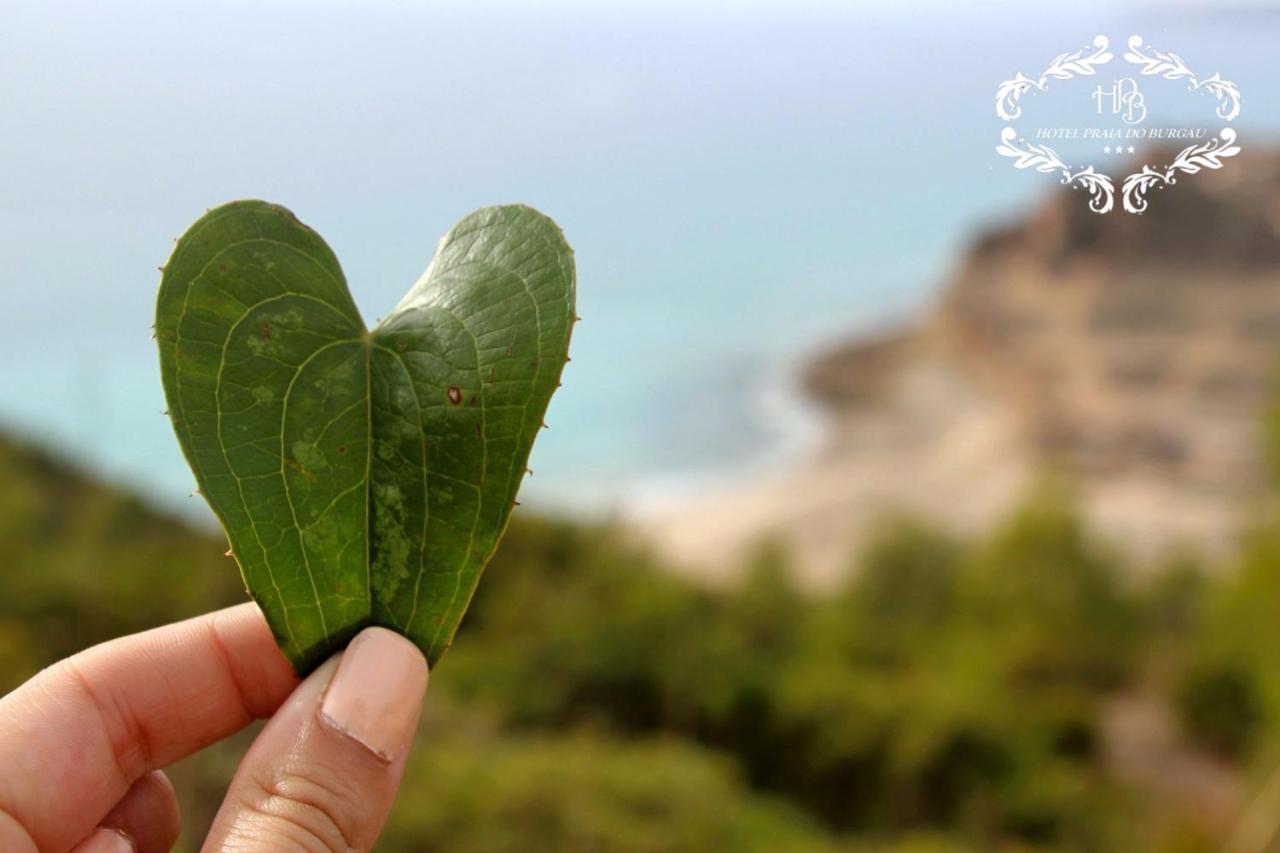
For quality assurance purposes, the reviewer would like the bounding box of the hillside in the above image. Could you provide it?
[646,148,1280,584]
[5,401,1280,849]
[0,434,837,851]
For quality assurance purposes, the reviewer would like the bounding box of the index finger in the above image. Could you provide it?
[0,603,298,852]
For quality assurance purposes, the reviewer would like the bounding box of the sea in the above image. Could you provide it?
[2,0,1279,524]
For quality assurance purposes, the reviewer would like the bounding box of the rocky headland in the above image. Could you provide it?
[643,148,1280,585]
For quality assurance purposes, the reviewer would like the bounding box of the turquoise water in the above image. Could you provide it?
[2,1,1278,520]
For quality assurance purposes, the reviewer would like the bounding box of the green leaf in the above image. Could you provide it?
[156,201,575,672]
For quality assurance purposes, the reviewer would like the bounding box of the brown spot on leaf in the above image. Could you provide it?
[285,459,317,481]
[336,445,347,455]
[219,263,227,273]
[261,321,271,341]
[447,387,462,405]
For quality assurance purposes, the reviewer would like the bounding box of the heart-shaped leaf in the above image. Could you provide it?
[156,201,575,673]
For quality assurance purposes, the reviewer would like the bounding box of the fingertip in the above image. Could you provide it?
[203,630,426,851]
[319,627,428,762]
[208,604,299,718]
[97,770,180,853]
[70,828,133,853]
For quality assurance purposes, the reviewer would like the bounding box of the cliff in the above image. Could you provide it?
[647,147,1280,583]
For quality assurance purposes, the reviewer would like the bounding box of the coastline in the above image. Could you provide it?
[624,282,936,517]
[627,307,1035,588]
[631,149,1280,587]
[623,329,844,519]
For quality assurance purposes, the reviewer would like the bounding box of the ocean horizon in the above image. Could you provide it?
[3,1,1279,525]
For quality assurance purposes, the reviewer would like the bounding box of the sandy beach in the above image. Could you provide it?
[633,330,1031,586]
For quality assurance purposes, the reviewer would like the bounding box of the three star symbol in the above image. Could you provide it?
[1104,145,1138,153]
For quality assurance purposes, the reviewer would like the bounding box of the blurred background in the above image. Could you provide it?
[4,0,1280,849]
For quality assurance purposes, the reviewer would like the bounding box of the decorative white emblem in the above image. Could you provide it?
[995,35,1241,215]
[996,36,1114,122]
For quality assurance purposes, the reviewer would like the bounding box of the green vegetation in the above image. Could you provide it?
[156,201,575,671]
[5,420,1280,850]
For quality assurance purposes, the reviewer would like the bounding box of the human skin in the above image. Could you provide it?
[0,603,428,852]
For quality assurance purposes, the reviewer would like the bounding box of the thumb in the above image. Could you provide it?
[203,627,429,852]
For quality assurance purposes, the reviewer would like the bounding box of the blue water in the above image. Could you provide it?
[2,0,1278,521]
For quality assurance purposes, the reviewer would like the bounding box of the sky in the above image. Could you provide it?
[2,0,1277,520]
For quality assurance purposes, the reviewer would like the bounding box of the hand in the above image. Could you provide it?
[0,604,429,852]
